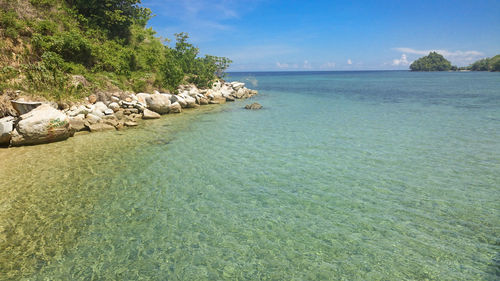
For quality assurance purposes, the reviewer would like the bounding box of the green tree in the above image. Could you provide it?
[66,0,151,38]
[488,55,500,71]
[470,58,490,71]
[409,52,452,71]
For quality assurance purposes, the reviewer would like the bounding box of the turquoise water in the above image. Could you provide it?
[1,71,499,280]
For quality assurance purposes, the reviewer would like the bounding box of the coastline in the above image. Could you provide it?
[0,80,258,148]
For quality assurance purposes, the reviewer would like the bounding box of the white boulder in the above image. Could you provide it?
[10,104,72,146]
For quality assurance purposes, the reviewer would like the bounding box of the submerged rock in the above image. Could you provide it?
[88,123,115,132]
[11,104,72,146]
[245,103,263,110]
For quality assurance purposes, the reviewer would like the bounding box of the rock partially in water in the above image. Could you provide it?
[84,113,101,126]
[69,115,86,132]
[171,95,187,108]
[124,121,138,127]
[169,102,182,113]
[87,123,115,132]
[0,116,15,145]
[10,104,72,146]
[142,108,161,119]
[146,93,171,114]
[245,103,263,110]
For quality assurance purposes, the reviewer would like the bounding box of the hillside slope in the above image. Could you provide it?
[0,0,231,112]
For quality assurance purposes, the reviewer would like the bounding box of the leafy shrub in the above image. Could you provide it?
[91,40,134,75]
[0,10,25,39]
[50,31,93,66]
[34,20,57,36]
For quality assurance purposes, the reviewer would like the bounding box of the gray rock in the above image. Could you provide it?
[104,108,114,115]
[10,100,42,115]
[84,113,101,126]
[0,116,15,145]
[136,93,151,105]
[124,108,139,115]
[143,108,161,119]
[146,93,171,114]
[124,121,138,127]
[10,104,72,146]
[88,123,115,132]
[102,115,119,128]
[171,95,187,108]
[108,102,120,112]
[231,81,245,91]
[245,102,263,110]
[169,102,182,113]
[69,115,86,132]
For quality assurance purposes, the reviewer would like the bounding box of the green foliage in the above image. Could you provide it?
[1,0,233,101]
[467,55,500,72]
[29,0,58,7]
[489,55,500,72]
[66,0,151,38]
[91,39,135,75]
[410,52,452,71]
[23,51,68,92]
[470,58,490,71]
[0,10,25,39]
[34,20,58,36]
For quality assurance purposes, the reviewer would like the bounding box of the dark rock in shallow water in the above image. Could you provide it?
[244,103,263,110]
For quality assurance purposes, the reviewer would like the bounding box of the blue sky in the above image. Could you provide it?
[142,0,500,71]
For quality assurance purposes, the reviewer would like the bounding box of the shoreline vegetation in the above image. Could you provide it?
[410,52,500,72]
[0,0,259,147]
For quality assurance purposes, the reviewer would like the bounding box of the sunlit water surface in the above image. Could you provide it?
[1,71,499,280]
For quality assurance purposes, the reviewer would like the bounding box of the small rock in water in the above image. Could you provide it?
[142,109,161,119]
[124,121,138,127]
[244,102,263,110]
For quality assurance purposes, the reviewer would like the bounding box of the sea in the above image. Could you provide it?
[0,71,499,280]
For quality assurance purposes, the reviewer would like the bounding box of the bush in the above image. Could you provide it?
[34,20,58,36]
[0,10,25,39]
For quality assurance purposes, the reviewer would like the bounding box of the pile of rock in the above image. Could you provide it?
[0,81,258,147]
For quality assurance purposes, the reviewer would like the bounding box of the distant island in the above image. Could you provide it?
[410,52,500,72]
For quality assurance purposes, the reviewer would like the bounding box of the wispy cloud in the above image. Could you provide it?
[393,47,484,65]
[276,62,289,68]
[143,0,260,42]
[303,60,312,69]
[347,59,352,65]
[392,54,410,66]
[320,62,336,69]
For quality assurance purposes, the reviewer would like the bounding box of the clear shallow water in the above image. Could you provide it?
[1,71,499,280]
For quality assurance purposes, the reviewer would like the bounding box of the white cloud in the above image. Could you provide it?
[393,47,484,65]
[320,62,336,69]
[276,62,289,68]
[347,59,352,65]
[392,54,409,66]
[303,60,312,69]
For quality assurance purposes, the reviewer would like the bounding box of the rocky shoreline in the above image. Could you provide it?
[0,80,257,147]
